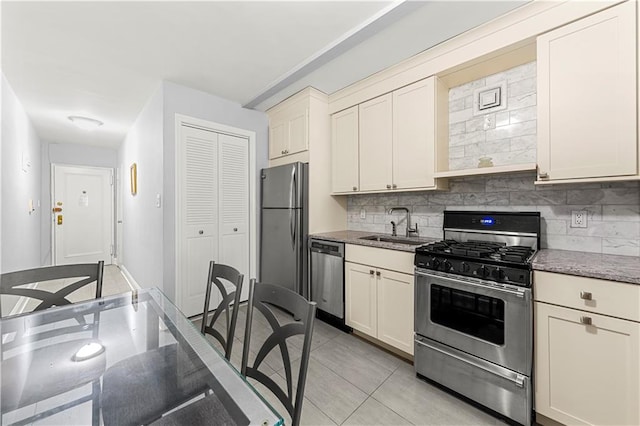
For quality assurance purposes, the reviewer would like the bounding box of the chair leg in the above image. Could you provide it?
[92,379,101,426]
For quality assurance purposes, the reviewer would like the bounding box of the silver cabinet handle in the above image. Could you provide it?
[369,270,375,275]
[352,186,358,191]
[386,184,391,189]
[539,172,549,179]
[392,184,397,189]
[580,291,592,300]
[580,316,592,325]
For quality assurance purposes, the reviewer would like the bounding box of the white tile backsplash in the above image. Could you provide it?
[448,62,537,170]
[347,172,640,256]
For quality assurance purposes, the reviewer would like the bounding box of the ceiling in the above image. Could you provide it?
[2,1,527,149]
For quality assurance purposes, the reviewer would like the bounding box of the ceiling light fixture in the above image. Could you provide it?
[68,115,103,131]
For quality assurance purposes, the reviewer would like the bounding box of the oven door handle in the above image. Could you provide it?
[415,337,526,388]
[415,269,528,299]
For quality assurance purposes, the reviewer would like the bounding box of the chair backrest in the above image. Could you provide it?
[240,279,316,426]
[201,261,244,360]
[0,261,104,317]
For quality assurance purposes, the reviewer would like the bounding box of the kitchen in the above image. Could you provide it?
[2,1,640,425]
[264,1,640,425]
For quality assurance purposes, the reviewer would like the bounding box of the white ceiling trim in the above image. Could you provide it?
[243,0,425,109]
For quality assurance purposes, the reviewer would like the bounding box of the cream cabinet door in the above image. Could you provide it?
[331,106,359,193]
[345,262,377,337]
[535,302,640,425]
[269,121,287,160]
[377,269,414,354]
[359,94,393,192]
[393,78,436,190]
[537,1,637,181]
[287,108,309,155]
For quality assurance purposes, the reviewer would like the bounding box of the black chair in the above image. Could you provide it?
[240,279,316,426]
[201,261,244,360]
[0,261,104,317]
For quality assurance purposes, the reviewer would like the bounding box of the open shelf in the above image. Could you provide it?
[434,163,537,179]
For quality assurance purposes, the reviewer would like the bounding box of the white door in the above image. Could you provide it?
[218,133,250,302]
[179,125,219,317]
[53,165,113,265]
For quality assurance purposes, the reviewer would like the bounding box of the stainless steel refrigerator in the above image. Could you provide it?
[259,162,308,298]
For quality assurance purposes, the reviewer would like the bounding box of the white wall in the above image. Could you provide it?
[118,84,164,290]
[1,74,43,313]
[161,81,268,302]
[40,142,118,265]
[1,74,42,272]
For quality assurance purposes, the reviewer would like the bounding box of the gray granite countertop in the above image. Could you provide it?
[310,230,436,253]
[532,249,640,285]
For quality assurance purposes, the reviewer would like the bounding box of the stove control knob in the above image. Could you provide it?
[431,257,441,270]
[460,262,470,273]
[492,268,506,280]
[441,260,452,272]
[477,265,489,278]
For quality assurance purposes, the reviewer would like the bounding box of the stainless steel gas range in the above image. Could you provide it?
[414,211,540,426]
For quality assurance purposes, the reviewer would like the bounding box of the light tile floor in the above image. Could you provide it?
[194,305,508,426]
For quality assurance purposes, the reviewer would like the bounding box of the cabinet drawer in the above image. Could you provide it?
[534,271,640,322]
[345,244,414,275]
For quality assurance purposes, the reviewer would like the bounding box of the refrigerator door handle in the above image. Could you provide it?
[290,167,296,209]
[290,209,296,249]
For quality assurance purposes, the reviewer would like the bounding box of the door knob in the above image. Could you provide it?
[352,186,358,191]
[233,227,238,232]
[198,230,204,235]
[539,172,549,179]
[386,184,391,189]
[369,270,375,275]
[376,271,381,277]
[580,291,592,300]
[392,184,397,189]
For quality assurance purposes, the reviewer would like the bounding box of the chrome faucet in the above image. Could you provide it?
[388,207,419,237]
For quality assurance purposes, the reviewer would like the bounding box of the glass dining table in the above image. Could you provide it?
[0,288,283,426]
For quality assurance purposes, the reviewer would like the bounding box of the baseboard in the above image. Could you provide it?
[119,265,142,291]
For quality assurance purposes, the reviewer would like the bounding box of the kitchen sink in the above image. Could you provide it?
[360,235,424,245]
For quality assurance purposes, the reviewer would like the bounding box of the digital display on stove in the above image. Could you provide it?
[480,217,495,226]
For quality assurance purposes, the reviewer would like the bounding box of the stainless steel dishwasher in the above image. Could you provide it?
[309,239,349,330]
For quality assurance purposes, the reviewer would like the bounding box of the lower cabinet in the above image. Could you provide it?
[535,296,640,425]
[345,261,414,354]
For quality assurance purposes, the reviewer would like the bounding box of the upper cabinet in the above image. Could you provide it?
[331,76,446,194]
[536,1,637,183]
[359,93,393,191]
[331,106,359,193]
[268,94,309,161]
[393,78,441,190]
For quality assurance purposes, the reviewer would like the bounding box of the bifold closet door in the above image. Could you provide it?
[179,125,219,317]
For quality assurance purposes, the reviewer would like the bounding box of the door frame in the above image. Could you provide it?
[51,163,115,266]
[174,114,257,309]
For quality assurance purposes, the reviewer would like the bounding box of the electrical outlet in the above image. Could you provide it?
[571,210,588,228]
[360,209,366,219]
